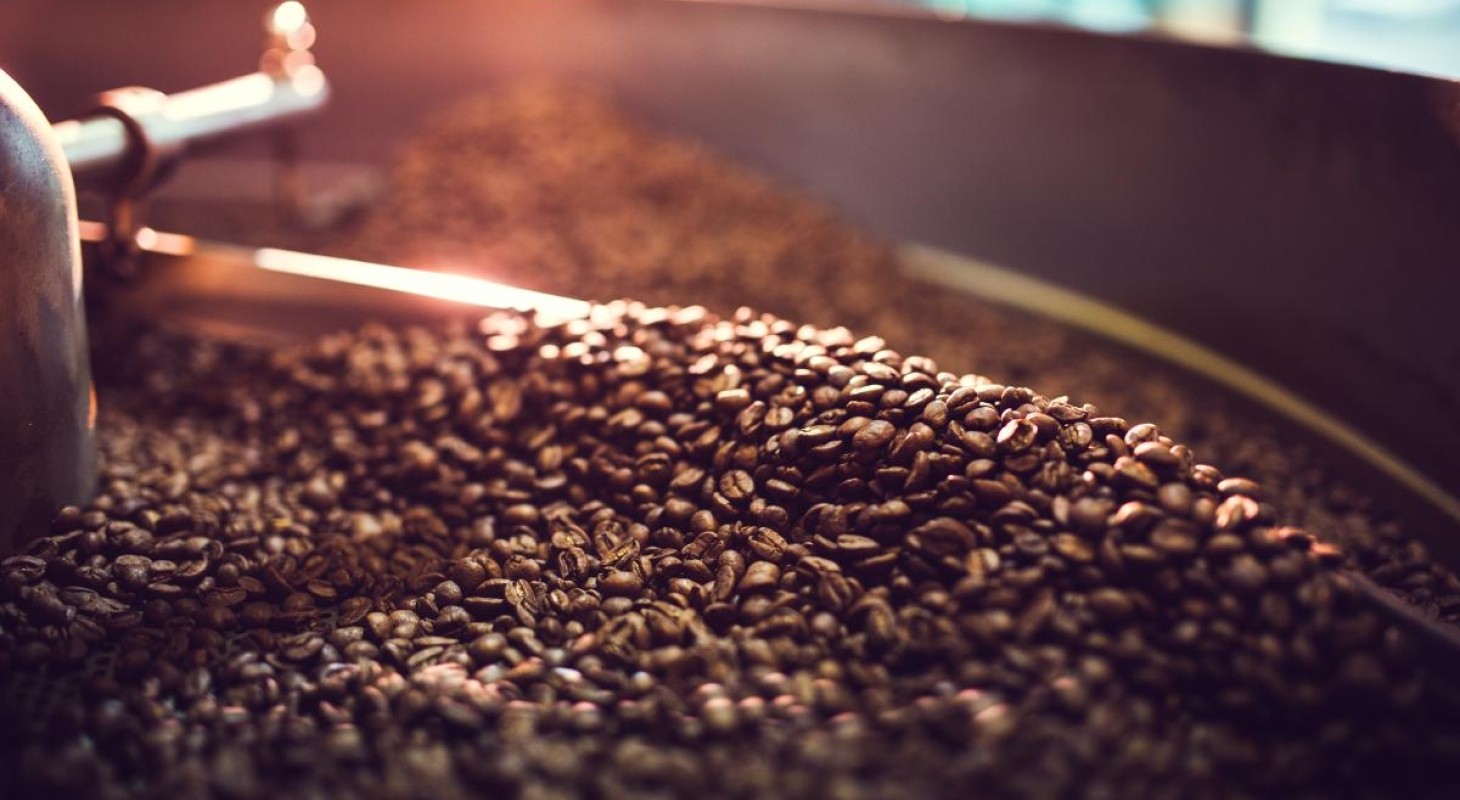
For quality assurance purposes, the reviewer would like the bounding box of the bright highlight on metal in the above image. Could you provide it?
[78,221,193,256]
[270,2,310,36]
[253,247,593,322]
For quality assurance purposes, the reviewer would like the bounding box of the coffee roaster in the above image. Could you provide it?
[5,0,1458,590]
[1,1,1458,795]
[8,0,1458,548]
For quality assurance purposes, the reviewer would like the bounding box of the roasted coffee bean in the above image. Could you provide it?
[996,419,1038,452]
[738,562,781,595]
[600,570,644,598]
[720,470,755,503]
[1225,555,1269,594]
[1088,588,1135,620]
[447,559,488,592]
[1051,534,1094,564]
[1150,519,1200,558]
[746,528,787,563]
[853,420,897,452]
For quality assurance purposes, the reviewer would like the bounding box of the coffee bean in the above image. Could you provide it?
[816,573,857,613]
[996,419,1038,452]
[746,529,787,563]
[600,571,643,598]
[1215,495,1261,531]
[715,389,753,414]
[1052,534,1094,564]
[853,420,897,452]
[1150,519,1199,558]
[447,560,488,592]
[720,470,755,503]
[1225,556,1269,594]
[738,562,781,595]
[1088,588,1135,620]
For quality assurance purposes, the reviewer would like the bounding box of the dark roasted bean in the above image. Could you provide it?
[720,470,755,503]
[600,570,643,598]
[853,420,896,452]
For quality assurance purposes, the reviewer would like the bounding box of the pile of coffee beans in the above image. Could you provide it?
[335,87,1460,628]
[7,85,1454,798]
[2,305,1456,799]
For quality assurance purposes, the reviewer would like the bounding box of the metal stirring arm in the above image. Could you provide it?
[78,223,593,345]
[54,2,325,192]
[54,2,328,274]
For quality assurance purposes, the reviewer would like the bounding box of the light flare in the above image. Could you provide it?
[253,248,593,322]
[269,2,309,36]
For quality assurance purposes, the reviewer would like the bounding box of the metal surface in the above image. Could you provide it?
[53,70,328,192]
[0,70,97,555]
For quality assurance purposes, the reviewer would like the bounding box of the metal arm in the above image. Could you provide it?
[51,1,328,196]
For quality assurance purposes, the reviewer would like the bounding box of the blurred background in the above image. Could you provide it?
[890,0,1460,77]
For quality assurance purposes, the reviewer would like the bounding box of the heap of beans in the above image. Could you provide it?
[336,87,1460,628]
[7,85,1456,798]
[2,306,1457,799]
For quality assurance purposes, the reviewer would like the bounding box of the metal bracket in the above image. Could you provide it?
[88,87,183,279]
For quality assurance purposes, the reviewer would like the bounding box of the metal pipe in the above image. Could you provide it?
[52,1,328,194]
[52,67,329,192]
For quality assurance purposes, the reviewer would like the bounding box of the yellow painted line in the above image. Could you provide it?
[899,242,1460,527]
